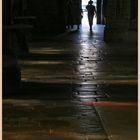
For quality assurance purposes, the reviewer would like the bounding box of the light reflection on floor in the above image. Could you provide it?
[19,60,66,65]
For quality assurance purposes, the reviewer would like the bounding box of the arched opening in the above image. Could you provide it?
[64,0,105,34]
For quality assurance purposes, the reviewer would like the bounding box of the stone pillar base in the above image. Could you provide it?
[104,27,128,42]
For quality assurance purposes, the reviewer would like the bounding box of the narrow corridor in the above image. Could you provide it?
[3,23,137,140]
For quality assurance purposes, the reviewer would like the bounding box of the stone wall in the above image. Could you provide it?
[3,0,11,25]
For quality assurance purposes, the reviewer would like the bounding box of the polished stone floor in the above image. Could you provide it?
[3,15,138,140]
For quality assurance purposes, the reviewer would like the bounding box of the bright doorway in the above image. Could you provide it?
[82,0,97,27]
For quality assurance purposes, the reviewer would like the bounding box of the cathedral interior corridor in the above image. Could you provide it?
[3,0,138,140]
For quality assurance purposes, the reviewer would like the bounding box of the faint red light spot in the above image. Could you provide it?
[80,101,137,108]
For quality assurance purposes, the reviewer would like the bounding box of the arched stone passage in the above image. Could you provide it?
[3,0,137,41]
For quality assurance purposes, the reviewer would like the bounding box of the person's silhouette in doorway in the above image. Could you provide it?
[86,0,96,31]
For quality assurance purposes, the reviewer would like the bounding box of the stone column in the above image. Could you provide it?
[101,0,107,24]
[104,0,131,42]
[129,0,137,30]
[97,0,101,24]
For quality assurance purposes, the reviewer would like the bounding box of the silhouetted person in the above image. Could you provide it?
[86,1,96,31]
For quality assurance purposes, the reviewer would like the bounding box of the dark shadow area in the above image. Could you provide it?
[3,82,73,100]
[3,81,137,102]
[19,53,76,60]
[101,84,138,102]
